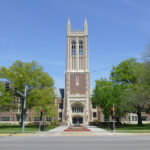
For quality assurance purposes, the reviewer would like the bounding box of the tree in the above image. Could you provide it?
[110,58,150,126]
[92,78,127,122]
[0,60,55,124]
[110,58,140,87]
[28,87,57,123]
[28,87,56,113]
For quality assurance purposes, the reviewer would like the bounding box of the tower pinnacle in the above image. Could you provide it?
[84,17,87,25]
[67,18,71,35]
[67,18,71,25]
[84,17,88,35]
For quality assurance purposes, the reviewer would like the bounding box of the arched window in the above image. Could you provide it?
[72,104,83,113]
[79,40,83,55]
[72,41,76,55]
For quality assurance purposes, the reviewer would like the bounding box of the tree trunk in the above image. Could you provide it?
[137,111,142,126]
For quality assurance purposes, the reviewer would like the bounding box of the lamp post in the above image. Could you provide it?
[112,103,115,134]
[22,85,28,133]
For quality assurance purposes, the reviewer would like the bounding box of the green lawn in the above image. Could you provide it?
[101,124,150,133]
[0,124,56,134]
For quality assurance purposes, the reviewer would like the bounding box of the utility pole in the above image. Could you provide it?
[22,85,28,133]
[113,103,115,134]
[0,80,28,133]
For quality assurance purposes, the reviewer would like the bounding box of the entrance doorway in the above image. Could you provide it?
[72,116,83,124]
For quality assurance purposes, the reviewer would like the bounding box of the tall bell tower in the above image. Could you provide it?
[63,18,91,125]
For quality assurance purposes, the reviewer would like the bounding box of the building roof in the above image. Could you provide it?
[55,88,64,98]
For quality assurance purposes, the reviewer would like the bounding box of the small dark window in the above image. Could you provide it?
[17,116,20,121]
[46,117,52,121]
[34,117,40,121]
[59,112,62,119]
[79,41,83,55]
[12,117,15,121]
[72,41,76,55]
[59,103,63,109]
[141,116,148,121]
[128,116,131,121]
[104,116,110,122]
[92,104,96,109]
[93,112,97,118]
[1,117,10,121]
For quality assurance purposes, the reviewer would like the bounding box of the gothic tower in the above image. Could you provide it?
[63,18,91,125]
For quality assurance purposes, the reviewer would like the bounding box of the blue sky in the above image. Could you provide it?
[0,0,150,89]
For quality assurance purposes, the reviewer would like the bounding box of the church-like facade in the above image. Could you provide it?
[62,19,92,125]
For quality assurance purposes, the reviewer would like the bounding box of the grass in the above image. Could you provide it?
[0,124,56,134]
[100,124,150,133]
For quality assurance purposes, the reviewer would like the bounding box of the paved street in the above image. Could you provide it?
[0,135,150,150]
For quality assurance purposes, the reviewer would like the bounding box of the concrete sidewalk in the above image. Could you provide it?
[38,126,111,136]
[87,126,112,136]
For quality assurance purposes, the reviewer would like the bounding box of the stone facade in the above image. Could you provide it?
[62,19,92,125]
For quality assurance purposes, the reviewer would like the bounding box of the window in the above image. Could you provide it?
[93,112,97,118]
[79,40,83,55]
[141,116,148,121]
[135,116,137,121]
[132,116,134,121]
[59,112,62,119]
[92,104,96,109]
[46,117,52,121]
[12,117,15,121]
[72,41,76,55]
[76,76,79,86]
[128,116,131,121]
[34,117,40,121]
[72,104,83,113]
[1,117,10,121]
[104,117,110,122]
[59,103,63,109]
[17,116,20,121]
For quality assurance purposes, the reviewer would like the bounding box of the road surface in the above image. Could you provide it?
[0,135,150,150]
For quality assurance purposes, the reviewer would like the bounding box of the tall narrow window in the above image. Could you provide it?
[79,40,83,55]
[76,75,79,86]
[72,41,76,55]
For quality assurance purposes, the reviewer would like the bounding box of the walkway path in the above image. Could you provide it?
[87,126,112,136]
[38,126,111,136]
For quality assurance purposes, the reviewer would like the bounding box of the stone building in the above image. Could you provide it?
[1,19,150,126]
[56,19,92,125]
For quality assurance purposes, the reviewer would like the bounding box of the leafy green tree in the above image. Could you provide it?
[110,58,150,126]
[0,60,55,124]
[92,78,127,122]
[110,58,140,87]
[28,87,57,124]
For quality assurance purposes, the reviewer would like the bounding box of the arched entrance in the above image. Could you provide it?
[72,116,83,124]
